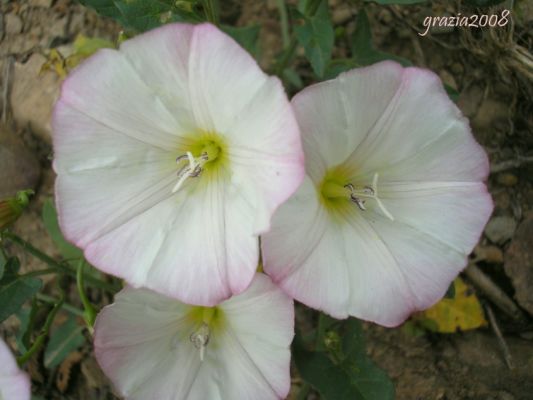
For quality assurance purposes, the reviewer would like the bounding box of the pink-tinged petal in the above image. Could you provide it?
[53,23,304,305]
[187,23,270,133]
[378,182,493,254]
[263,61,492,326]
[56,49,189,150]
[0,338,31,400]
[291,61,403,182]
[120,23,195,127]
[262,177,352,317]
[342,65,488,180]
[83,172,259,306]
[94,274,293,400]
[220,274,294,399]
[227,74,304,234]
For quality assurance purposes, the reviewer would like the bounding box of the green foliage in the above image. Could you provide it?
[352,9,411,67]
[0,257,42,323]
[42,199,83,261]
[221,25,261,58]
[294,0,334,78]
[78,0,202,33]
[293,316,394,400]
[44,315,85,368]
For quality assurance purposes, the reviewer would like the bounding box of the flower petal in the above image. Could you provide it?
[219,274,294,399]
[262,177,352,317]
[94,274,293,400]
[291,61,403,182]
[263,61,492,326]
[341,65,488,180]
[0,339,31,400]
[53,23,304,305]
[83,170,261,306]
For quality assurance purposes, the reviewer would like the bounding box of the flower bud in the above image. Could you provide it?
[0,190,33,231]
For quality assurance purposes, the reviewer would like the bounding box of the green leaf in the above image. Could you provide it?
[444,84,459,103]
[340,319,395,400]
[42,199,83,261]
[44,316,85,369]
[79,0,202,33]
[352,9,411,67]
[294,318,394,400]
[323,58,358,80]
[0,276,42,323]
[0,251,6,280]
[294,0,335,78]
[15,307,31,353]
[221,25,261,58]
[282,68,304,89]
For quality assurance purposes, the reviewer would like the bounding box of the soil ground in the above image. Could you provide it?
[1,0,532,399]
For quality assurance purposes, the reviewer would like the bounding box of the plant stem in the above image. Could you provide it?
[36,293,84,317]
[203,0,219,25]
[275,0,290,48]
[274,0,323,77]
[76,260,97,327]
[2,232,117,292]
[19,268,57,278]
[17,295,63,366]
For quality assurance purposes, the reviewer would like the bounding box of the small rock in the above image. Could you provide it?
[496,173,518,187]
[476,245,504,264]
[332,7,353,25]
[10,53,61,144]
[450,62,464,75]
[0,124,40,198]
[497,391,515,400]
[505,216,533,316]
[485,216,517,244]
[472,98,509,133]
[493,191,511,212]
[4,14,23,35]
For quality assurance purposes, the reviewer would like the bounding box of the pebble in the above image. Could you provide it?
[496,173,518,187]
[476,245,504,264]
[485,216,517,244]
[5,14,23,35]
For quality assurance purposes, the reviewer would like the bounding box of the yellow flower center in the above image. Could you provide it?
[319,167,394,221]
[172,133,228,194]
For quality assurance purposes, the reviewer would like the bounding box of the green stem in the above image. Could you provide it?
[19,268,57,278]
[274,0,323,76]
[203,0,219,25]
[17,295,64,366]
[2,232,117,292]
[76,260,97,327]
[275,0,290,48]
[316,312,328,351]
[36,293,84,317]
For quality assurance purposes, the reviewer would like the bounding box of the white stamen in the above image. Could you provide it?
[190,323,210,362]
[346,173,394,221]
[171,151,205,194]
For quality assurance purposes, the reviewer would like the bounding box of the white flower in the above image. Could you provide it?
[0,338,31,400]
[53,23,304,306]
[262,61,493,327]
[94,274,294,400]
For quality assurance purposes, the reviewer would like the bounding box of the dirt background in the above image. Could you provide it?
[0,0,532,399]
